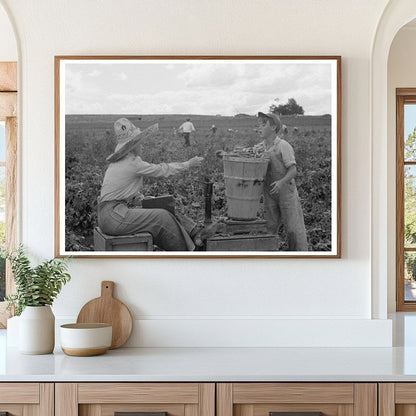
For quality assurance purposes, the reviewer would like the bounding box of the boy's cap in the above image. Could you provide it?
[258,112,282,131]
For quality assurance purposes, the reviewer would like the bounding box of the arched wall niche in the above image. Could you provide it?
[0,0,18,61]
[371,0,416,318]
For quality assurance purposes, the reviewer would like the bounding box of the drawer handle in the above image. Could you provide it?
[115,412,168,416]
[270,413,323,416]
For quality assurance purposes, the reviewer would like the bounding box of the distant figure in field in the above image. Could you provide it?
[178,118,195,147]
[210,124,217,136]
[257,112,308,251]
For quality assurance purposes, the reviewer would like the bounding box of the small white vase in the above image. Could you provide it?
[19,305,55,354]
[6,315,20,347]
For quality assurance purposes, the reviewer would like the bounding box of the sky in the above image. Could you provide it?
[63,59,335,116]
[0,123,5,161]
[405,104,416,139]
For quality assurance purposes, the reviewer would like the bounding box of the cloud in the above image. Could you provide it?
[65,68,105,113]
[65,68,83,95]
[87,70,101,77]
[104,89,277,116]
[179,64,241,88]
[64,61,335,115]
[173,62,332,114]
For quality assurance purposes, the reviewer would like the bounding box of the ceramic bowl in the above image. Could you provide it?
[60,323,112,356]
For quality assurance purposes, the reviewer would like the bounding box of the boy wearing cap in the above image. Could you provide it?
[97,117,204,251]
[257,112,308,251]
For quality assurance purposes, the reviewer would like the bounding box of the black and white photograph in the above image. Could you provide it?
[55,56,341,258]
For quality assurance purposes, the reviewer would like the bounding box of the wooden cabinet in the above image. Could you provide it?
[379,383,416,416]
[0,383,53,415]
[217,383,377,416]
[55,383,215,416]
[53,382,379,416]
[1,380,413,416]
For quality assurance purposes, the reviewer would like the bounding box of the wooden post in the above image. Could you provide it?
[5,116,17,293]
[203,178,213,224]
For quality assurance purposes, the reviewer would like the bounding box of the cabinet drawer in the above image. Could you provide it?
[0,383,53,415]
[218,383,376,416]
[78,383,200,403]
[0,383,39,403]
[56,383,215,416]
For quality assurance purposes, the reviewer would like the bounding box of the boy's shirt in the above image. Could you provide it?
[255,136,297,184]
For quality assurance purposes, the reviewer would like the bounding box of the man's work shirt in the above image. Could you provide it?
[178,121,195,133]
[99,154,189,203]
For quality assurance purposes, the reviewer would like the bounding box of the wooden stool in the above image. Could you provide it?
[94,227,153,251]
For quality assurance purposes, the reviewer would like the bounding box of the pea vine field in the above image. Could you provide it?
[65,114,333,252]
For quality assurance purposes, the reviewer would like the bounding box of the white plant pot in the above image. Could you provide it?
[19,306,55,354]
[6,315,20,347]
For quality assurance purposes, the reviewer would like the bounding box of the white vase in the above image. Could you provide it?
[19,306,55,354]
[6,315,20,347]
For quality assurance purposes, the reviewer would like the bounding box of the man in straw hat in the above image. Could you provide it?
[97,117,205,251]
[256,112,308,251]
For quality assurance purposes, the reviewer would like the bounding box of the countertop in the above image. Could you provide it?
[3,313,416,382]
[3,345,416,382]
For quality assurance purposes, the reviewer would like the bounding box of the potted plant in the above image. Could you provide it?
[4,245,71,354]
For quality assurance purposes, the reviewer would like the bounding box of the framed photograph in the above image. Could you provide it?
[55,56,341,258]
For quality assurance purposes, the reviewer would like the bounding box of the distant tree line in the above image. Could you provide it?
[270,98,304,116]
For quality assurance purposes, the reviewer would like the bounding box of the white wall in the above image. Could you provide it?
[0,3,16,61]
[387,26,416,312]
[0,0,394,347]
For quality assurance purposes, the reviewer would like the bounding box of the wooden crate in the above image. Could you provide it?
[94,227,153,251]
[223,219,268,235]
[206,234,277,251]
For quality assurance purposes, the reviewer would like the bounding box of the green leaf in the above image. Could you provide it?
[5,245,71,315]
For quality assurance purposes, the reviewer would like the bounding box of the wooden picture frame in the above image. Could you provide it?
[55,56,341,258]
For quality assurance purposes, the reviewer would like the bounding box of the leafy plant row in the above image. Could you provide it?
[65,121,332,252]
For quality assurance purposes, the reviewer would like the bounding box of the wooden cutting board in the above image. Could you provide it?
[76,281,133,349]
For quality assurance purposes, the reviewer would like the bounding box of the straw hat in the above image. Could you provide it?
[106,118,142,162]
